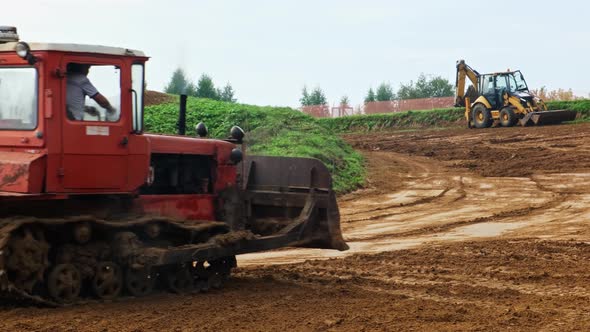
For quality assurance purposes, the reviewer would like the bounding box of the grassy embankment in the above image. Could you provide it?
[318,99,590,133]
[144,96,364,194]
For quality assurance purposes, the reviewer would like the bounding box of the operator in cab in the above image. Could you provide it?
[66,63,116,121]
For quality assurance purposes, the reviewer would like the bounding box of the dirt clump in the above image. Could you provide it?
[144,90,175,106]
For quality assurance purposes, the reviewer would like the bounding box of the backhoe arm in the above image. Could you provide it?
[455,59,479,106]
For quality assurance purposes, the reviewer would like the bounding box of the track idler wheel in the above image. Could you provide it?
[47,263,81,304]
[125,267,156,297]
[6,227,49,292]
[165,266,193,294]
[92,262,123,300]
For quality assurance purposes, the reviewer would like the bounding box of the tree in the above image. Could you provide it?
[195,74,218,99]
[300,86,327,106]
[375,82,396,101]
[218,83,237,103]
[364,88,376,103]
[531,86,579,101]
[340,95,350,106]
[309,87,327,105]
[398,73,454,99]
[300,86,311,106]
[428,76,455,97]
[164,68,196,95]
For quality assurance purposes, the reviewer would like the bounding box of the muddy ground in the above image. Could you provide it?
[3,123,590,331]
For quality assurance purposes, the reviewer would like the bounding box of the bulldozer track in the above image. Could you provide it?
[0,216,234,306]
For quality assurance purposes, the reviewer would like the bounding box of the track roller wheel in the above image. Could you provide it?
[165,267,193,294]
[195,279,210,293]
[207,273,224,290]
[47,263,81,304]
[92,262,123,300]
[125,267,155,297]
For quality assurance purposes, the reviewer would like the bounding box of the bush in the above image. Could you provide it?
[319,107,464,133]
[547,99,590,120]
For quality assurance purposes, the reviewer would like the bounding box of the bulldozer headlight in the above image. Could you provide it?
[15,42,30,58]
[195,122,208,138]
[230,148,243,164]
[230,125,245,143]
[15,42,36,64]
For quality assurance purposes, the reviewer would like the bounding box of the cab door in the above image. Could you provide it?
[60,57,130,191]
[481,74,499,109]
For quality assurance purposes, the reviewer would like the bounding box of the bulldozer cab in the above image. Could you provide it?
[58,56,146,191]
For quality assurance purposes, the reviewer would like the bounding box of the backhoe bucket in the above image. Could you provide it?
[239,155,348,251]
[519,110,577,126]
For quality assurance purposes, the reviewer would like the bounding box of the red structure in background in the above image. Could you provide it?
[301,97,455,118]
[364,97,455,115]
[301,105,331,118]
[331,105,354,117]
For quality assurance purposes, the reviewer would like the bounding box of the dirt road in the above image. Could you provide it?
[3,123,590,331]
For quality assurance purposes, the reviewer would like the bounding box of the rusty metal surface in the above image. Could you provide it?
[0,151,45,194]
[242,155,332,192]
[241,155,347,251]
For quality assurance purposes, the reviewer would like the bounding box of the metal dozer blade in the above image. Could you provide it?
[519,110,578,126]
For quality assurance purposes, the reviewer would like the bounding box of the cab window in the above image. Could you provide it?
[66,63,120,122]
[481,75,494,95]
[495,75,508,91]
[0,67,37,130]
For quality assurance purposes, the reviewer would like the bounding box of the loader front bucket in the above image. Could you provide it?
[239,155,348,251]
[519,110,577,126]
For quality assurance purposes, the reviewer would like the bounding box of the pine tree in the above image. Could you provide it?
[218,83,237,103]
[164,68,194,95]
[376,82,396,101]
[195,74,218,100]
[364,88,376,103]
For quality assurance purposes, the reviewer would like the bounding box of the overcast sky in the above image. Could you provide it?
[5,0,589,107]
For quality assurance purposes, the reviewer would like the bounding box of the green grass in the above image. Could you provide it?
[318,107,465,133]
[319,99,590,133]
[145,97,364,193]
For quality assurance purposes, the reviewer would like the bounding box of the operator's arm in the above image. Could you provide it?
[92,93,116,114]
[80,77,115,114]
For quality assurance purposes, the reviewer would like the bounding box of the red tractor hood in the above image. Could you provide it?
[0,151,46,194]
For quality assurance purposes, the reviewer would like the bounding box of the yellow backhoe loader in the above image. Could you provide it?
[455,60,577,128]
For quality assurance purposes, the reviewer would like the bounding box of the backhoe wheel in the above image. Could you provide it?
[47,263,81,304]
[92,262,123,300]
[499,108,517,127]
[125,267,156,297]
[165,267,193,294]
[472,104,492,128]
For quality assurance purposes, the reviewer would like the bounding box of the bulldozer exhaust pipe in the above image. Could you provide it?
[177,93,187,135]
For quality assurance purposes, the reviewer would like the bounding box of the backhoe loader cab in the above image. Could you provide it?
[479,71,530,109]
[455,60,577,128]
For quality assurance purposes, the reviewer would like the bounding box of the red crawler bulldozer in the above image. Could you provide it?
[0,26,347,305]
